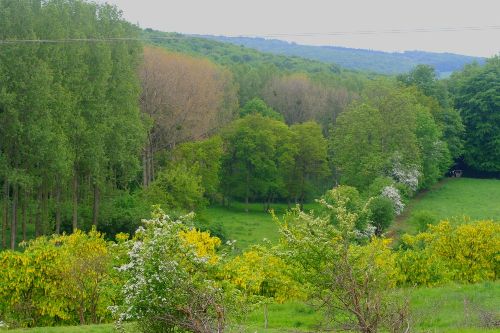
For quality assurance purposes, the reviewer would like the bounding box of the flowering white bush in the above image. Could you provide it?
[391,160,420,192]
[111,209,240,333]
[381,185,405,215]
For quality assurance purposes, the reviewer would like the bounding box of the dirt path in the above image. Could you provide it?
[388,177,452,239]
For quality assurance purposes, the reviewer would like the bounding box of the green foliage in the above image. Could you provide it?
[367,176,394,197]
[170,136,224,201]
[0,0,145,246]
[221,114,293,206]
[450,56,500,172]
[239,98,284,121]
[415,107,452,188]
[409,210,439,232]
[277,195,406,332]
[398,64,449,107]
[331,87,453,194]
[287,122,330,202]
[330,103,385,189]
[144,163,207,212]
[367,196,395,235]
[319,185,371,231]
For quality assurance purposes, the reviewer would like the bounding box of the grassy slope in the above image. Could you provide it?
[395,178,500,235]
[409,178,500,221]
[8,282,499,332]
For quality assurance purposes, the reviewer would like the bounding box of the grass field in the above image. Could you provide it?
[394,177,500,235]
[199,202,319,250]
[7,282,499,332]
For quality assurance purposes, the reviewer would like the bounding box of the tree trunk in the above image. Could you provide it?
[42,187,48,235]
[22,191,27,242]
[263,303,268,329]
[35,188,42,237]
[245,174,249,213]
[72,173,78,232]
[92,183,99,228]
[149,143,154,182]
[2,181,8,249]
[10,183,18,249]
[55,184,61,234]
[142,149,149,187]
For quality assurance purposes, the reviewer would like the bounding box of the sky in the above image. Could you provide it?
[97,0,500,57]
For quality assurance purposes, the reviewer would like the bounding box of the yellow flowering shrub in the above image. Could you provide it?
[350,238,402,288]
[223,246,303,303]
[0,228,116,328]
[179,229,221,264]
[397,220,500,285]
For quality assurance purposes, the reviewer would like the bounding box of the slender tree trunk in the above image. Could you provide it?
[2,181,8,249]
[79,301,85,325]
[10,184,18,249]
[35,188,42,237]
[72,173,78,232]
[55,184,61,234]
[142,149,148,187]
[22,191,27,242]
[245,174,249,213]
[264,303,268,329]
[42,187,48,235]
[149,143,154,183]
[92,183,99,228]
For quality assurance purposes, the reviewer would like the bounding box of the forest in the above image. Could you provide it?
[0,0,499,332]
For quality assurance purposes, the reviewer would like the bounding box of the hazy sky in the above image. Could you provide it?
[98,0,500,57]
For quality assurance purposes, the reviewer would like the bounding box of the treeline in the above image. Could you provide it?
[0,0,145,248]
[1,0,499,248]
[202,35,485,75]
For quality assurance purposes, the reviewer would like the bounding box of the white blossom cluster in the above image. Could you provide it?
[391,161,420,192]
[354,224,377,240]
[110,210,227,332]
[0,321,8,329]
[110,213,192,329]
[381,185,405,215]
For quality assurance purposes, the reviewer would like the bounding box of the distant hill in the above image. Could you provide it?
[197,35,485,76]
[143,29,352,75]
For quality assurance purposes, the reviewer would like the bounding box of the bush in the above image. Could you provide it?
[143,163,207,212]
[367,196,395,235]
[409,210,438,232]
[277,201,408,332]
[319,185,371,231]
[397,220,500,285]
[367,176,394,197]
[112,209,242,333]
[0,229,115,328]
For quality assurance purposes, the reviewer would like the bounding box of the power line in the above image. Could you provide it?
[254,25,500,37]
[0,25,499,44]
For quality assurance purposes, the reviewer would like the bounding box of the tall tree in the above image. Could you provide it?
[450,57,500,172]
[221,115,292,211]
[286,122,329,205]
[140,46,238,186]
[263,74,329,125]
